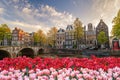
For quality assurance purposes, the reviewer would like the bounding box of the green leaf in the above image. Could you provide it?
[24,67,29,76]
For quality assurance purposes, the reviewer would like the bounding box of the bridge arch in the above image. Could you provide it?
[0,50,11,60]
[17,48,34,58]
[37,48,44,55]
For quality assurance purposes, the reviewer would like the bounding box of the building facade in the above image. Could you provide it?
[24,32,31,46]
[11,27,25,46]
[86,23,96,47]
[56,28,65,49]
[29,32,34,46]
[64,25,76,49]
[96,19,109,48]
[55,19,110,49]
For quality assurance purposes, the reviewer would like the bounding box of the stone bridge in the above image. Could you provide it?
[0,47,83,59]
[1,47,112,60]
[0,46,46,60]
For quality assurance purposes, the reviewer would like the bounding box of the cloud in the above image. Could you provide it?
[0,0,75,33]
[22,7,32,14]
[0,8,4,14]
[73,1,76,5]
[12,0,19,3]
[0,17,49,34]
[1,0,119,36]
[90,0,120,35]
[39,5,75,29]
[9,21,45,32]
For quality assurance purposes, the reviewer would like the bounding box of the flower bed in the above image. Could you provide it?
[0,67,120,80]
[0,56,120,79]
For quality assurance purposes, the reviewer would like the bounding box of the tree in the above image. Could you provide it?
[0,24,11,45]
[33,32,39,46]
[111,9,120,38]
[112,9,120,24]
[47,27,58,48]
[97,31,108,48]
[37,29,46,46]
[111,24,120,38]
[33,29,46,47]
[74,18,84,49]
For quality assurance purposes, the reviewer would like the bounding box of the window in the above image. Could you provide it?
[60,41,61,44]
[69,36,71,39]
[66,36,68,39]
[97,29,99,32]
[66,41,68,45]
[66,33,68,36]
[14,37,18,40]
[72,33,74,36]
[69,41,72,45]
[68,33,69,36]
[72,36,74,39]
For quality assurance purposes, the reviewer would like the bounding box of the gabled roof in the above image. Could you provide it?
[66,25,74,31]
[57,28,65,33]
[96,19,108,29]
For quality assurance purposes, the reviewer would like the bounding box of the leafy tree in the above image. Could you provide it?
[74,18,84,49]
[112,9,120,24]
[0,24,11,45]
[37,29,46,46]
[47,27,58,48]
[33,32,39,45]
[111,24,120,38]
[33,29,46,46]
[97,31,108,47]
[111,9,120,38]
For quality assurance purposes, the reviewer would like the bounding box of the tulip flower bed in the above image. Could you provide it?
[0,56,120,79]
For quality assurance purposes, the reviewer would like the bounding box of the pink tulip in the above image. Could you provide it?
[29,70,34,74]
[9,68,14,72]
[22,69,26,73]
[24,76,29,80]
[113,73,119,78]
[75,70,80,74]
[71,78,77,80]
[1,70,8,75]
[18,76,23,80]
[30,73,36,79]
[66,71,70,76]
[52,71,58,77]
[58,69,63,74]
[42,69,50,75]
[96,75,102,80]
[116,77,120,80]
[76,74,82,79]
[50,68,55,72]
[70,72,75,77]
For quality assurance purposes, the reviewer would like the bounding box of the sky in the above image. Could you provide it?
[0,0,120,35]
